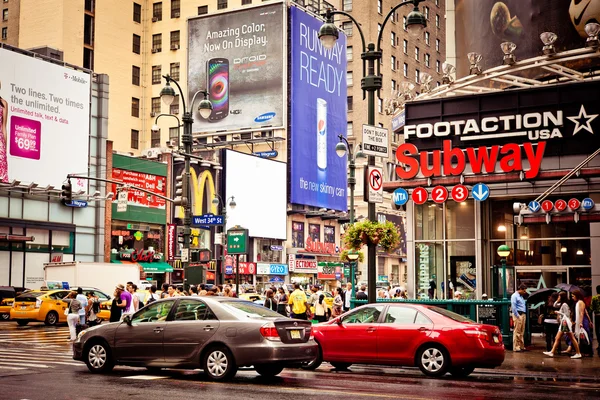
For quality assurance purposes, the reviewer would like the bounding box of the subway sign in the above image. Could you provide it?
[396,81,600,181]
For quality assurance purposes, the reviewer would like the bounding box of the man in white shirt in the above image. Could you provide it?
[344,282,352,311]
[75,287,88,325]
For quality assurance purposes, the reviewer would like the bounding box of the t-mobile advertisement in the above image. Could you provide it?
[187,3,285,133]
[289,7,348,211]
[0,48,91,190]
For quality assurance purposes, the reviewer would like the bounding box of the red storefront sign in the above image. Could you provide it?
[304,237,338,254]
[111,168,167,209]
[119,249,161,262]
[237,262,256,275]
[167,224,176,262]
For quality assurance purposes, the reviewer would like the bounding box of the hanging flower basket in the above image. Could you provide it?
[339,249,365,263]
[343,220,400,253]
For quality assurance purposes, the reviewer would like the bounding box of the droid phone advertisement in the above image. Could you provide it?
[187,3,285,132]
[289,6,348,211]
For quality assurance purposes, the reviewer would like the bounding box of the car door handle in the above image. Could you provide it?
[153,327,164,333]
[203,326,215,331]
[366,327,377,333]
[418,327,430,331]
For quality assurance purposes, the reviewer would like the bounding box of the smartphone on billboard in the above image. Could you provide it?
[206,58,229,121]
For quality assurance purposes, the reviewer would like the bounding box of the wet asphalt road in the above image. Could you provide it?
[0,322,599,400]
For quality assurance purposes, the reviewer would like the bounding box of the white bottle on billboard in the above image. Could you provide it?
[317,98,327,170]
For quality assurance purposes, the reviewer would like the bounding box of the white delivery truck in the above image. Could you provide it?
[43,261,140,297]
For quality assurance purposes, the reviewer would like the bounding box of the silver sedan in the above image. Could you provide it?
[73,296,316,380]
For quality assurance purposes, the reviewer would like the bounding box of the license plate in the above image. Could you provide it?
[20,306,27,310]
[493,335,500,343]
[290,330,301,339]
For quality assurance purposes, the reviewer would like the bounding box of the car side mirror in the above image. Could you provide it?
[123,315,132,326]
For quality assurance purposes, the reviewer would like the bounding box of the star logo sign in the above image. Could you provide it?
[567,105,598,135]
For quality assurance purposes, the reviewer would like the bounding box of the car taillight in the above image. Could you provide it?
[260,323,281,341]
[464,329,489,341]
[308,326,314,341]
[35,299,42,309]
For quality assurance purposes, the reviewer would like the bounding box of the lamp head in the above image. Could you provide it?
[497,244,511,258]
[347,251,359,261]
[198,96,213,120]
[355,145,366,160]
[160,81,176,106]
[318,15,339,50]
[151,124,160,133]
[211,197,220,206]
[585,22,600,48]
[540,32,557,55]
[501,42,517,65]
[335,141,348,158]
[229,196,237,209]
[406,4,427,38]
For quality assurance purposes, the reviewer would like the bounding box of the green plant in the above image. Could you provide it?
[339,249,364,263]
[343,220,401,253]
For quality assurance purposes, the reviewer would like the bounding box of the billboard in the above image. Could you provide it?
[0,48,91,190]
[187,3,285,133]
[224,150,286,239]
[172,162,218,219]
[111,168,167,209]
[454,0,600,77]
[289,6,348,211]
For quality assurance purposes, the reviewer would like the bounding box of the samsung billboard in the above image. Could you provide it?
[0,48,91,191]
[187,3,285,133]
[289,6,348,211]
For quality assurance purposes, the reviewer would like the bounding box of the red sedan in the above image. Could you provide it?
[306,303,504,377]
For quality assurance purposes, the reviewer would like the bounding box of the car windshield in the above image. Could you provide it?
[15,292,45,302]
[428,306,475,323]
[221,301,282,318]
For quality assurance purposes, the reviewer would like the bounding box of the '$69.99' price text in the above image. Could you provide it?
[15,137,37,151]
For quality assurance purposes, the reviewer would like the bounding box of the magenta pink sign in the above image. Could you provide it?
[10,116,41,160]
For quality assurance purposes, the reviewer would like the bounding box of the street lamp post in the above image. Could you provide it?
[160,74,213,290]
[336,134,365,304]
[320,1,427,302]
[497,244,512,346]
[211,195,237,285]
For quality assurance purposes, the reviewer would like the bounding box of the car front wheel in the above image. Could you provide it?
[203,346,237,381]
[417,345,449,377]
[85,342,114,373]
[45,311,58,326]
[254,363,284,377]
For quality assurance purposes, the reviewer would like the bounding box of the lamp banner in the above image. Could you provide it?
[167,224,176,262]
[187,2,285,133]
[289,6,348,211]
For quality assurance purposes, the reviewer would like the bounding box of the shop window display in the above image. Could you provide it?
[292,221,305,248]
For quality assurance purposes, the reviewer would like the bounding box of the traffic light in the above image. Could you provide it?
[173,173,184,206]
[61,180,72,202]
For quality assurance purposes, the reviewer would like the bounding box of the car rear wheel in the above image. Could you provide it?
[0,313,10,321]
[301,344,323,370]
[449,366,475,378]
[85,341,114,373]
[203,346,237,381]
[254,363,284,377]
[417,345,449,377]
[45,311,58,326]
[330,362,352,370]
[16,320,28,326]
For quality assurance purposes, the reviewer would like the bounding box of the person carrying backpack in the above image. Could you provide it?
[146,285,159,306]
[86,292,100,327]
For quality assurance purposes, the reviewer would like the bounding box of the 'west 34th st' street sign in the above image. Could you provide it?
[192,214,224,226]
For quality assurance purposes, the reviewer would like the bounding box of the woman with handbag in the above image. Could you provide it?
[62,291,82,341]
[573,290,594,356]
[314,294,330,323]
[264,289,278,312]
[544,291,582,359]
[276,287,289,317]
[330,287,344,320]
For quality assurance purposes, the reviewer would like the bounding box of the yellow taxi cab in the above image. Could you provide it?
[10,289,71,326]
[96,290,160,321]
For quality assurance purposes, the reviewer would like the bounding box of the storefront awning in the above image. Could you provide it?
[139,262,173,273]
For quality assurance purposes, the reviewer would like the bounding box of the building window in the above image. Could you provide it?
[343,0,352,12]
[378,23,381,34]
[377,0,382,14]
[425,53,430,68]
[391,31,396,47]
[425,31,430,46]
[309,224,320,241]
[170,95,179,115]
[170,30,180,48]
[151,97,161,115]
[131,130,139,149]
[152,34,162,52]
[436,60,440,73]
[292,222,305,248]
[151,129,161,148]
[403,39,408,54]
[436,14,440,28]
[347,121,353,136]
[324,226,335,244]
[435,0,439,6]
[347,71,353,86]
[132,66,140,86]
[391,11,396,23]
[391,79,396,91]
[242,0,252,4]
[170,62,180,80]
[378,98,383,114]
[169,127,179,141]
[133,34,141,54]
[347,46,353,61]
[132,97,140,118]
[415,69,420,83]
[152,65,161,84]
[415,47,419,61]
[391,55,396,70]
[217,0,227,10]
[153,2,162,21]
[342,22,353,36]
[403,16,407,31]
[171,0,180,18]
[133,3,141,23]
[1,27,6,40]
[424,6,429,20]
[2,9,7,21]
[403,63,408,77]
[347,96,353,111]
[436,38,440,52]
[84,48,94,69]
[198,5,208,15]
